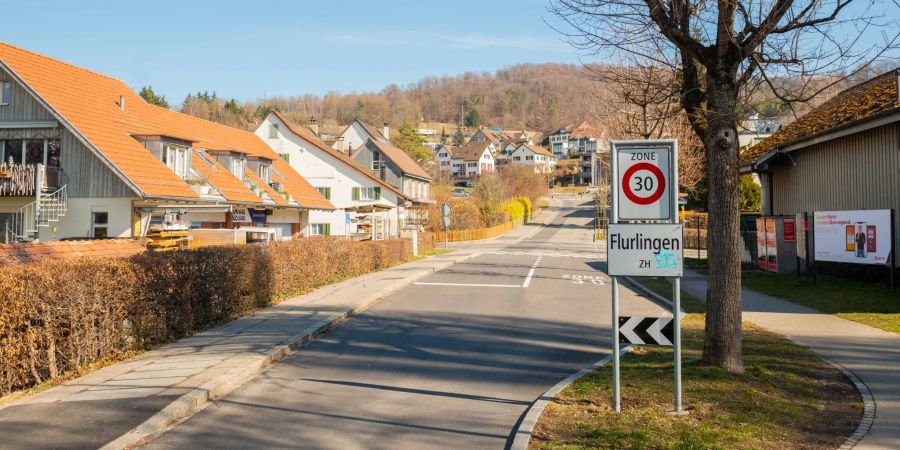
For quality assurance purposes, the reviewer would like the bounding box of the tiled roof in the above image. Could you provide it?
[742,70,900,164]
[367,139,433,180]
[271,112,407,199]
[0,42,332,210]
[192,150,260,203]
[519,143,554,157]
[0,239,146,266]
[452,141,492,161]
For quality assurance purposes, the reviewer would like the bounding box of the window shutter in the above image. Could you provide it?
[352,187,360,201]
[374,187,381,200]
[325,187,331,200]
[324,224,331,235]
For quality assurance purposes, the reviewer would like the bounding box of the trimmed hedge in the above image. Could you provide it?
[0,237,419,395]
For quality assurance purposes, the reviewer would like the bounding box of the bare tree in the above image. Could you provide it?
[591,63,706,193]
[550,0,899,372]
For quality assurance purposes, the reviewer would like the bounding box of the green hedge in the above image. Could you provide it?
[0,237,418,395]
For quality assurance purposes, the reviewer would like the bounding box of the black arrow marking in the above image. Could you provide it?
[634,318,655,344]
[660,318,674,343]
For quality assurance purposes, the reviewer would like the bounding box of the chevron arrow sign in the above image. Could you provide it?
[618,316,674,346]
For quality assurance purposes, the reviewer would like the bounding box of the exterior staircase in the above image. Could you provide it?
[3,165,68,243]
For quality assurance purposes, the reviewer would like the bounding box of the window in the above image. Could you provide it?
[92,212,109,238]
[315,187,331,200]
[163,145,191,178]
[514,156,521,161]
[1,140,22,164]
[25,140,43,164]
[467,162,476,167]
[258,162,271,183]
[0,81,9,106]
[352,186,380,201]
[230,157,245,179]
[309,223,330,236]
[278,153,290,164]
[196,151,217,168]
[526,155,534,161]
[372,151,382,170]
[268,124,279,139]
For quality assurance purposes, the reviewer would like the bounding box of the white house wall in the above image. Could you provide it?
[257,115,401,237]
[37,197,136,241]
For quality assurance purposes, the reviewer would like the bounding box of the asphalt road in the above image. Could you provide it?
[144,198,668,449]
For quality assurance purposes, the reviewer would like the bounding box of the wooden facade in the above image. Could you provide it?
[765,122,900,264]
[0,66,136,198]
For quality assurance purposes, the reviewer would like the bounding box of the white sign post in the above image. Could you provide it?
[608,139,683,414]
[441,204,451,250]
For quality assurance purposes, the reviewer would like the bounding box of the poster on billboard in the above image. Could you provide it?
[756,217,767,270]
[813,210,892,265]
[765,218,778,271]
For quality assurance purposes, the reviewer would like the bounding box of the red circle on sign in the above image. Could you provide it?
[622,162,666,205]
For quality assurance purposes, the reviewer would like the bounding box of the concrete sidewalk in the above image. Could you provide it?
[681,269,900,450]
[0,209,561,450]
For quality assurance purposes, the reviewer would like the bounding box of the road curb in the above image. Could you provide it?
[508,347,631,450]
[832,359,877,449]
[104,252,481,450]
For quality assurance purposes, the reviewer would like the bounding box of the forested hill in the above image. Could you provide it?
[167,63,596,132]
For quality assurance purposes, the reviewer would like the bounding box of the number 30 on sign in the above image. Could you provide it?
[613,143,676,221]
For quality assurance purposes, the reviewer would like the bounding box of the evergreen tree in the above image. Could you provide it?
[440,127,449,145]
[452,124,466,146]
[392,122,430,165]
[138,86,169,108]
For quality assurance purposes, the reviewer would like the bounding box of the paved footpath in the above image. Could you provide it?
[681,269,900,450]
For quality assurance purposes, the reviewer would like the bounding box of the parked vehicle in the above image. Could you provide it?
[452,188,471,197]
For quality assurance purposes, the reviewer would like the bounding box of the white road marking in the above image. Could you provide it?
[521,255,543,288]
[487,251,596,259]
[413,282,521,288]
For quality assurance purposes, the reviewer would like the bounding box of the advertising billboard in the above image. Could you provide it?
[813,210,892,265]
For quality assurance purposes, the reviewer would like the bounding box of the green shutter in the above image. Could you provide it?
[352,187,360,201]
[325,187,332,200]
[374,187,381,200]
[324,224,331,235]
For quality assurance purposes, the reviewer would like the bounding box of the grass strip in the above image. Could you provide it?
[531,277,861,450]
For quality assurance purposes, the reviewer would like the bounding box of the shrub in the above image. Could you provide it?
[0,237,413,395]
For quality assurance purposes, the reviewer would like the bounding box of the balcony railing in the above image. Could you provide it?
[0,164,64,196]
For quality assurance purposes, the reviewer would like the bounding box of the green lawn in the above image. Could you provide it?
[531,279,861,450]
[741,271,900,334]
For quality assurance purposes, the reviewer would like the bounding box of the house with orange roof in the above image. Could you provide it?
[256,112,409,238]
[509,143,557,174]
[740,69,900,261]
[0,42,332,243]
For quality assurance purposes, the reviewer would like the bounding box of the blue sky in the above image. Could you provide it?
[0,0,578,103]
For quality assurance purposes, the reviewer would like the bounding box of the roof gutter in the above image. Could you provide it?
[0,59,145,198]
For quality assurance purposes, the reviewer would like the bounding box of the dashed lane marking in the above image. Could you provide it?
[521,255,543,288]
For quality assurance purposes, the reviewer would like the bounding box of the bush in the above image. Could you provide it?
[0,237,413,395]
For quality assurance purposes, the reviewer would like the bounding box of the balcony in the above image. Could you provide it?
[0,163,63,196]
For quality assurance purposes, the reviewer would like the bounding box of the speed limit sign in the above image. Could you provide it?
[611,141,677,221]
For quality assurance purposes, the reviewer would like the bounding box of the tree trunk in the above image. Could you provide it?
[701,67,744,373]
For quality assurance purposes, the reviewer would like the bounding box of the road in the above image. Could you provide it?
[144,197,668,449]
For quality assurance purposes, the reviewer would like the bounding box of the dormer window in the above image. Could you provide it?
[258,161,271,184]
[230,157,245,179]
[163,144,191,179]
[0,81,9,106]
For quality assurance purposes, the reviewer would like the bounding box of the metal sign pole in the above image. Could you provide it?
[671,140,682,413]
[609,141,621,413]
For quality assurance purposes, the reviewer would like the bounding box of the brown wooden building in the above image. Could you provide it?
[741,69,900,265]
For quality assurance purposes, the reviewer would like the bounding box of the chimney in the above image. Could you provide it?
[119,95,125,112]
[383,122,390,141]
[308,116,319,135]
